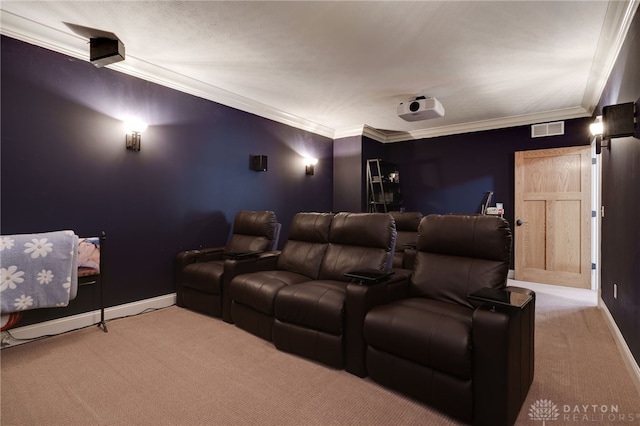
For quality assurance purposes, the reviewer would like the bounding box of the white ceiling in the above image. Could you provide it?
[1,1,638,142]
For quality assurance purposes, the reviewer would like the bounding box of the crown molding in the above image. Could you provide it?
[581,0,640,113]
[2,1,637,144]
[383,107,592,143]
[335,107,591,143]
[0,10,336,140]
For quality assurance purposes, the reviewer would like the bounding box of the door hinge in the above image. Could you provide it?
[592,263,597,270]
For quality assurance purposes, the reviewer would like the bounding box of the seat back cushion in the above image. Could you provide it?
[319,212,396,281]
[411,214,512,308]
[225,210,279,253]
[277,212,334,280]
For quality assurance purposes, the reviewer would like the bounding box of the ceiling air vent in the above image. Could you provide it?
[531,121,565,138]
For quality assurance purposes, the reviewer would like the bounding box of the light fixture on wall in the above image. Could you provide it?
[304,157,318,175]
[591,115,608,155]
[124,119,147,151]
[590,115,603,137]
[594,102,639,154]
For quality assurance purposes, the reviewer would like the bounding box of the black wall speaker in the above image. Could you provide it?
[251,155,268,172]
[603,102,636,139]
[90,37,125,68]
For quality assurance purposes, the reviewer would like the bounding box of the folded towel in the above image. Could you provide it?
[1,230,79,314]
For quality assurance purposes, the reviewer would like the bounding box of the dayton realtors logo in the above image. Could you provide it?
[529,399,560,425]
[529,399,639,424]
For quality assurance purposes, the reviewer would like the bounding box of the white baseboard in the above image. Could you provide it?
[1,293,176,348]
[599,297,640,397]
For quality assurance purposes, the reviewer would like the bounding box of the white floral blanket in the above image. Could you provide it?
[0,230,79,314]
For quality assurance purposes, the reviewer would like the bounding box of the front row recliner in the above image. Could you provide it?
[363,214,535,426]
[229,211,401,376]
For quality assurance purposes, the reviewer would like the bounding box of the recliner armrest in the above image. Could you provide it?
[344,269,395,285]
[344,271,411,378]
[176,247,226,267]
[471,287,535,426]
[174,247,224,307]
[468,286,533,311]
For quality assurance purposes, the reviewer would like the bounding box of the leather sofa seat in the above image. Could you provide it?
[229,212,334,340]
[181,261,224,295]
[273,280,347,368]
[275,281,346,335]
[365,298,473,379]
[272,212,397,372]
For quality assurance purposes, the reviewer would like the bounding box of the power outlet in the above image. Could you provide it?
[613,283,618,299]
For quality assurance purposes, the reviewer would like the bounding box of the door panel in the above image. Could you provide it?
[523,200,546,270]
[515,147,591,288]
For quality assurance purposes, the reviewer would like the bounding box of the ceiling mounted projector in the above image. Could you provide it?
[397,97,445,121]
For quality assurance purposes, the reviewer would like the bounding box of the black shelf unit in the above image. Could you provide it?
[366,159,403,213]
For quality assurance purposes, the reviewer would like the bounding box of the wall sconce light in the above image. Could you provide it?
[591,116,609,155]
[304,157,318,175]
[124,119,148,151]
[590,116,603,136]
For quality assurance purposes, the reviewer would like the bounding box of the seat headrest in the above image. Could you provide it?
[233,210,278,239]
[329,212,396,250]
[417,214,511,262]
[288,212,334,243]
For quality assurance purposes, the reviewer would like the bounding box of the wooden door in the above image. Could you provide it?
[514,146,591,288]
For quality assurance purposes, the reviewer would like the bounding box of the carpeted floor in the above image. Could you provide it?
[1,283,639,426]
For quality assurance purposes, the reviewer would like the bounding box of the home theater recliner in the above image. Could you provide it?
[175,210,280,321]
[363,214,535,426]
[176,212,535,426]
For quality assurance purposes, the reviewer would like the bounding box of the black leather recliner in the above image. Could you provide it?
[175,210,280,322]
[363,214,535,426]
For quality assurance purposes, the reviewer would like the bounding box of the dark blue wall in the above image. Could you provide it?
[383,119,590,229]
[333,136,362,212]
[597,8,640,365]
[1,36,333,326]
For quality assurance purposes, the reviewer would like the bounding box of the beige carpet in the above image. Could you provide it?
[1,285,639,426]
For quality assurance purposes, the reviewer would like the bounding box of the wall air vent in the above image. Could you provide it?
[531,121,565,138]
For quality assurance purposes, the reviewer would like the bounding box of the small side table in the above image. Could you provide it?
[468,287,533,311]
[344,269,395,286]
